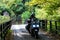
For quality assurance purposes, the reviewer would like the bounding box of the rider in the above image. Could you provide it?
[26,12,37,33]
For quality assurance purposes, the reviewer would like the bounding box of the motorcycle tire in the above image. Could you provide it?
[31,30,35,37]
[35,31,39,39]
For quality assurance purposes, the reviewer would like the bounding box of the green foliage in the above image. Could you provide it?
[6,8,15,17]
[21,11,31,20]
[11,3,23,14]
[25,0,60,34]
[7,29,12,34]
[0,0,23,16]
[21,11,31,23]
[0,0,60,34]
[10,0,24,15]
[35,8,48,20]
[0,0,17,24]
[0,15,10,24]
[26,0,60,20]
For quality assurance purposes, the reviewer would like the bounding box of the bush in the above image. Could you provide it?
[0,16,10,24]
[21,11,31,23]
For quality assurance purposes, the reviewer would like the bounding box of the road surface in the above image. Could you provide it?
[11,24,56,40]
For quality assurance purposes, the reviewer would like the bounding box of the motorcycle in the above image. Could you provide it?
[29,21,39,39]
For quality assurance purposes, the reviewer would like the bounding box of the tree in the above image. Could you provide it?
[25,0,60,20]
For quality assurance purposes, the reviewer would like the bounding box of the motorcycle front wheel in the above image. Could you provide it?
[35,31,39,39]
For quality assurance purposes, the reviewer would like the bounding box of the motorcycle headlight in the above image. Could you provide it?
[33,25,35,27]
[37,25,39,27]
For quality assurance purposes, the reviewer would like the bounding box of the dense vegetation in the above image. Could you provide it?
[25,0,60,34]
[25,0,60,20]
[0,0,60,22]
[0,0,60,34]
[0,16,10,24]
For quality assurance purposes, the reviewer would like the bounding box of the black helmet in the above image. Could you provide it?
[30,12,35,18]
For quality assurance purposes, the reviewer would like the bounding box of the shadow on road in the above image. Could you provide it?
[12,28,55,40]
[12,28,42,40]
[12,33,43,40]
[11,24,57,40]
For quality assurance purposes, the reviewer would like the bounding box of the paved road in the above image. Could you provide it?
[11,24,55,40]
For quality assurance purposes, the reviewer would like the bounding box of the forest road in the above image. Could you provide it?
[11,24,56,40]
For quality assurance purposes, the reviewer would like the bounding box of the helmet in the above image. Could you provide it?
[30,12,35,18]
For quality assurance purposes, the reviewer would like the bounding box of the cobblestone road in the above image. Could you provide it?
[11,24,57,40]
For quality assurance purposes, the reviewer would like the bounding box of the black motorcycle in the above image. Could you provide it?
[29,21,39,39]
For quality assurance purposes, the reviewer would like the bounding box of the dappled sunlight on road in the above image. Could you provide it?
[11,24,27,30]
[11,24,56,40]
[11,24,38,40]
